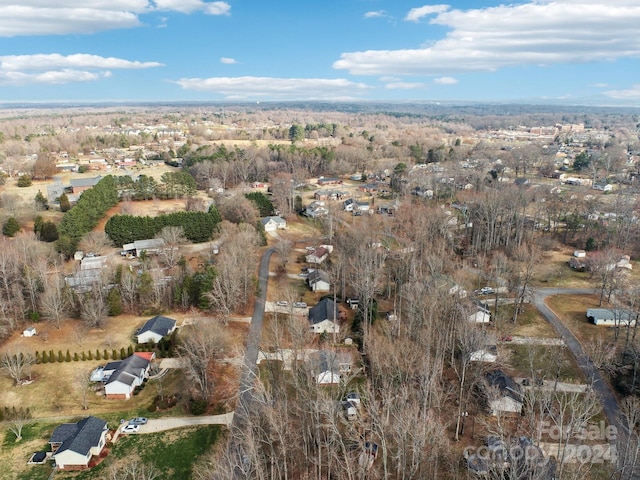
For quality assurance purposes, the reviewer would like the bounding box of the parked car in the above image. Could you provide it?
[298,272,309,278]
[293,302,307,308]
[475,286,495,295]
[276,300,288,307]
[122,424,140,434]
[129,417,148,425]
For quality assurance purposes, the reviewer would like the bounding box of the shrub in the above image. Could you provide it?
[2,217,20,237]
[87,351,93,360]
[188,398,208,415]
[57,350,64,363]
[147,403,157,413]
[120,348,126,359]
[49,350,55,363]
[112,349,117,360]
[104,349,109,360]
[73,352,79,361]
[35,351,41,364]
[17,174,32,187]
[41,350,48,364]
[81,351,86,361]
[95,350,101,360]
[65,350,71,362]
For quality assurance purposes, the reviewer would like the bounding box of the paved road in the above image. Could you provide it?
[227,246,274,478]
[531,288,623,431]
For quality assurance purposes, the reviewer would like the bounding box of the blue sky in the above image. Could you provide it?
[1,0,640,104]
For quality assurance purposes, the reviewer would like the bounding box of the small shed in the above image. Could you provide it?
[23,327,36,337]
[573,250,587,258]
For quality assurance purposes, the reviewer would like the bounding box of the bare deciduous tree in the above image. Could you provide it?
[1,350,34,385]
[178,321,231,400]
[40,273,72,329]
[155,225,187,269]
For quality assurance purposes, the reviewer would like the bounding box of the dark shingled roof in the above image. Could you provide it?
[105,354,150,386]
[485,369,523,402]
[50,416,107,456]
[137,315,176,337]
[308,298,339,324]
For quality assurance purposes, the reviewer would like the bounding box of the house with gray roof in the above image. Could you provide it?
[136,315,177,344]
[122,238,165,257]
[484,370,523,416]
[586,308,637,326]
[307,269,331,292]
[49,416,108,470]
[308,298,342,334]
[261,216,287,232]
[310,350,353,384]
[104,352,154,399]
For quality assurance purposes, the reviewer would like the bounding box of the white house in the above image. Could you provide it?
[104,352,154,399]
[355,200,371,212]
[593,181,613,192]
[49,416,108,470]
[136,315,177,344]
[587,308,637,326]
[308,298,341,334]
[261,216,287,232]
[307,269,331,292]
[305,201,328,218]
[485,370,523,416]
[23,327,36,337]
[468,310,491,323]
[305,245,333,264]
[311,350,353,385]
[343,198,354,212]
[470,348,498,363]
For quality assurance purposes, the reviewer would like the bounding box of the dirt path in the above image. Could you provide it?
[133,413,234,434]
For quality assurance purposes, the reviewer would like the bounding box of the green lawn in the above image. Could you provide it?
[60,425,224,480]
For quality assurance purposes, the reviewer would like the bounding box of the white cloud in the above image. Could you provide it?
[220,57,237,64]
[0,53,162,85]
[0,0,230,36]
[174,76,372,100]
[0,69,109,86]
[405,4,450,22]
[384,81,425,90]
[153,0,230,15]
[335,2,640,76]
[434,76,458,85]
[364,10,388,19]
[604,85,640,99]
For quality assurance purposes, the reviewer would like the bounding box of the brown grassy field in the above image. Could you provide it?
[545,293,613,345]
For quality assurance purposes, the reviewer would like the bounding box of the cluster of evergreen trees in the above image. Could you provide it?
[55,175,119,256]
[104,205,222,246]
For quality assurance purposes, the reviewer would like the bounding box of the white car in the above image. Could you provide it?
[122,424,140,434]
[475,287,495,295]
[275,300,288,307]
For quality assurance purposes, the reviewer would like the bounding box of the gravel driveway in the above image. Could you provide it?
[135,413,234,434]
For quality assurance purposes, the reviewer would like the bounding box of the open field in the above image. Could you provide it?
[502,304,559,338]
[545,294,615,346]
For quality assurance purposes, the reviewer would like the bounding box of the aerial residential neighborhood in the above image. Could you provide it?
[1,102,640,479]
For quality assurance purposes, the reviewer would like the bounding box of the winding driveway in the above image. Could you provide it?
[531,288,623,433]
